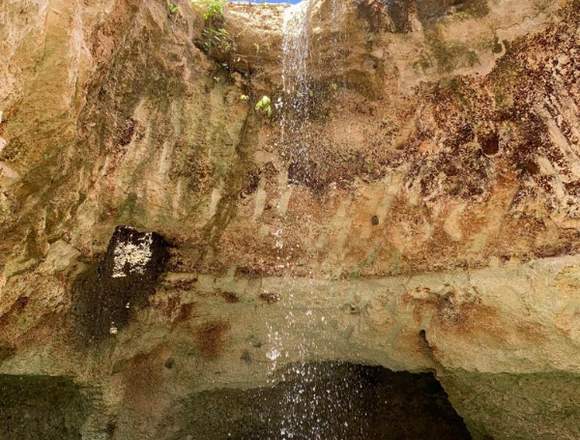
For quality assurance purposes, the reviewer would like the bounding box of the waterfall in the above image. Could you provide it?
[281,0,312,138]
[266,1,313,369]
[264,2,343,440]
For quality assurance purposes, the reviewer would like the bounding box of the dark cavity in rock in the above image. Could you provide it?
[71,225,169,344]
[481,132,500,155]
[221,291,240,303]
[519,159,540,175]
[163,362,472,440]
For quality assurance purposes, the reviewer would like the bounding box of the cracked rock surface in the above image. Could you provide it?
[0,0,578,439]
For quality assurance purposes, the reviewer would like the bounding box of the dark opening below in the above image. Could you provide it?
[0,375,91,440]
[163,362,472,440]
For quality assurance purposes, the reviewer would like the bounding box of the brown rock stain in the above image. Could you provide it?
[174,302,197,324]
[162,296,181,319]
[14,312,65,349]
[259,292,281,304]
[403,286,502,339]
[0,296,29,331]
[436,299,499,336]
[515,321,547,344]
[194,320,231,359]
[121,345,170,412]
[220,291,240,303]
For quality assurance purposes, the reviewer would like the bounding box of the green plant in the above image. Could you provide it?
[255,96,272,117]
[202,27,233,53]
[192,0,232,54]
[205,0,226,21]
[167,1,179,14]
[192,0,227,21]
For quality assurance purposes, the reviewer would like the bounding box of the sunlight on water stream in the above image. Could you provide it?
[266,2,342,439]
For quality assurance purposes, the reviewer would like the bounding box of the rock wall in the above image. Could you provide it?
[0,0,578,439]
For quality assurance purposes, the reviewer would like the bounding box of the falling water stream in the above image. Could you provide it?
[266,0,313,375]
[281,0,311,124]
[264,2,359,439]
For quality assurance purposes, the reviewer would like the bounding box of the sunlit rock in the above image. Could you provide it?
[0,0,578,438]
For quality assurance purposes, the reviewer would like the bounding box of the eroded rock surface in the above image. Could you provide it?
[0,0,578,439]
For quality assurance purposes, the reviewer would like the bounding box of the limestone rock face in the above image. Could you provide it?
[0,0,578,439]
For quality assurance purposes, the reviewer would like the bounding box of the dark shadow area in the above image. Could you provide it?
[71,225,169,344]
[415,0,489,22]
[162,362,472,440]
[0,375,91,440]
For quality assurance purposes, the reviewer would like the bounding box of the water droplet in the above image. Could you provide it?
[267,348,281,361]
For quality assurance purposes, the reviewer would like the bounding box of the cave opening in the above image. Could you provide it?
[166,362,472,440]
[0,375,92,440]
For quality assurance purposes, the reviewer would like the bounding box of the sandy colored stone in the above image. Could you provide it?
[0,0,578,438]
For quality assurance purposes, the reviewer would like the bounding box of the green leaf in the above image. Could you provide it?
[255,96,273,118]
[168,2,179,14]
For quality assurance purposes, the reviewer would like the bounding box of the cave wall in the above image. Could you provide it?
[0,0,578,438]
[0,375,96,440]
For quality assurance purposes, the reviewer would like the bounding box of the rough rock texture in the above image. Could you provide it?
[159,362,472,440]
[0,375,94,439]
[0,0,578,439]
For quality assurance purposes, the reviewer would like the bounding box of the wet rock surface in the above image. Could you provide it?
[0,0,578,439]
